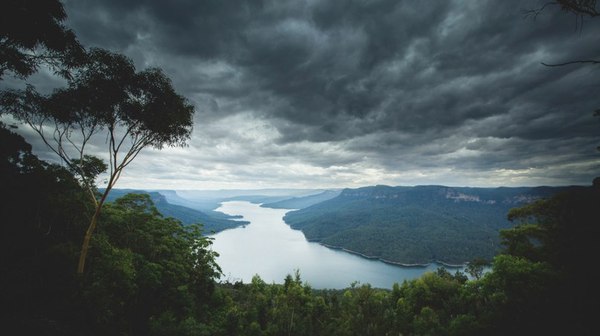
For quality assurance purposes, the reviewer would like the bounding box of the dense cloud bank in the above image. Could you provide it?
[11,0,600,188]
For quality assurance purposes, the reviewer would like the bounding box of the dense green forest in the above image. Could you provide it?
[1,126,599,335]
[284,185,570,264]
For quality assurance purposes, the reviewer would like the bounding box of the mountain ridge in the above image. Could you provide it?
[261,190,342,209]
[283,184,576,264]
[104,189,248,233]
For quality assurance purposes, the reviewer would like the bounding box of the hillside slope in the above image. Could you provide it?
[283,185,570,264]
[262,190,341,209]
[105,189,247,233]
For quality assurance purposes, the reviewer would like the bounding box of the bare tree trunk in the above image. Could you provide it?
[77,208,100,274]
[288,308,294,336]
[76,185,112,274]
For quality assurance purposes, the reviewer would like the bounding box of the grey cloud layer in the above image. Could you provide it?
[51,0,600,186]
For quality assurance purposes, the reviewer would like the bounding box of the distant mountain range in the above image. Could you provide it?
[104,185,575,265]
[262,190,341,209]
[159,189,327,214]
[283,185,574,265]
[104,189,248,233]
[103,188,328,233]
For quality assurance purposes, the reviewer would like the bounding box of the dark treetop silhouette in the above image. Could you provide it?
[1,48,195,273]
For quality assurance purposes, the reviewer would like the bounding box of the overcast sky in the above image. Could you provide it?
[8,0,600,189]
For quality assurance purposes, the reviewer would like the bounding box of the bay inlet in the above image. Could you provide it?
[210,201,466,289]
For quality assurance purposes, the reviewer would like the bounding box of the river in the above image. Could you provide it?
[210,201,466,289]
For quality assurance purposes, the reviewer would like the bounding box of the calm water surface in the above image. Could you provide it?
[211,201,465,289]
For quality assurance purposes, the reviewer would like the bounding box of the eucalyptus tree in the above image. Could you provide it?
[1,48,195,273]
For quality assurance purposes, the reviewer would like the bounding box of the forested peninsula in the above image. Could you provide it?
[283,185,570,265]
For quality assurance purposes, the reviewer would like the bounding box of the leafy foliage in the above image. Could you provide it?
[81,193,221,334]
[0,127,221,334]
[202,184,598,335]
[0,0,85,79]
[1,46,196,272]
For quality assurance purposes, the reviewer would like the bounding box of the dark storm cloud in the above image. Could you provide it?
[19,0,600,187]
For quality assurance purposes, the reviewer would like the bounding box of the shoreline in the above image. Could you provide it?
[317,242,466,268]
[206,219,250,236]
[284,208,468,269]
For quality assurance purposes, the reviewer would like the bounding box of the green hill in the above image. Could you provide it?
[283,185,571,264]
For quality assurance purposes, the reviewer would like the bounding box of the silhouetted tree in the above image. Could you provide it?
[499,185,600,334]
[0,0,85,80]
[524,0,599,65]
[0,125,92,334]
[466,258,489,280]
[1,49,195,273]
[556,0,598,16]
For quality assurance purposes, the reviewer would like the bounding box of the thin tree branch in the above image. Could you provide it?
[26,118,65,163]
[523,2,558,19]
[541,60,600,66]
[108,124,117,177]
[120,142,146,170]
[114,122,137,154]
